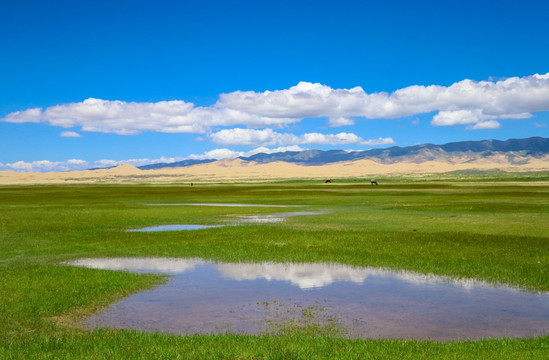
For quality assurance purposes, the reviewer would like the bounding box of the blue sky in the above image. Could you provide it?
[1,0,548,171]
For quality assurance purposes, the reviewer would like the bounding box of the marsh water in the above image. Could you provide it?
[147,203,302,208]
[126,211,325,231]
[235,211,325,224]
[66,258,549,340]
[127,224,224,232]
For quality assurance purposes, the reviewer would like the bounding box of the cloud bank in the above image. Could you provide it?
[208,128,394,147]
[2,98,297,135]
[3,73,548,136]
[0,157,180,172]
[0,146,306,172]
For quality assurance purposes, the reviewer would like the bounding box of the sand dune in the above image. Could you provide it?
[1,155,548,184]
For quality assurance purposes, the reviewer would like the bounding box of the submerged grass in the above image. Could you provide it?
[0,179,548,358]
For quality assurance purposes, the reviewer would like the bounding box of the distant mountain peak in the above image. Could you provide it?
[137,136,549,170]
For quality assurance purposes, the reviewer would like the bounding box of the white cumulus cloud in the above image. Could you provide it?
[0,147,313,172]
[431,110,484,126]
[0,159,90,172]
[217,74,549,128]
[329,117,355,127]
[467,120,501,130]
[359,137,396,146]
[60,131,83,138]
[431,109,531,129]
[207,128,394,147]
[187,148,243,160]
[2,98,297,135]
[4,108,42,123]
[0,156,191,172]
[187,145,306,160]
[2,73,548,134]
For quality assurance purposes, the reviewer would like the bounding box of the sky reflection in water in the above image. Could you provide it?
[65,258,549,340]
[126,211,325,231]
[126,224,223,232]
[147,203,302,208]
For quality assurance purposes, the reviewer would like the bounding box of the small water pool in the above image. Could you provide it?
[235,211,325,224]
[147,203,302,207]
[126,211,324,231]
[126,224,223,232]
[65,258,549,340]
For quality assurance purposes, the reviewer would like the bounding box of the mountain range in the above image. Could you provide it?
[139,136,549,170]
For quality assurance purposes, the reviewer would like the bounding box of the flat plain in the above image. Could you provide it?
[1,177,548,359]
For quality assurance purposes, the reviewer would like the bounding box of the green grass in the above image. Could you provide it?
[1,179,548,359]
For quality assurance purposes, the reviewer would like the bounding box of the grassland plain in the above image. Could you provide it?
[0,179,548,359]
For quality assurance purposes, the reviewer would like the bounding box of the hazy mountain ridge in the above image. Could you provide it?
[239,137,549,165]
[3,137,548,184]
[139,159,215,170]
[137,137,548,169]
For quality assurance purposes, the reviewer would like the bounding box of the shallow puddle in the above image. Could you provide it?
[65,258,549,340]
[126,212,324,231]
[127,225,223,232]
[148,203,302,207]
[235,211,325,224]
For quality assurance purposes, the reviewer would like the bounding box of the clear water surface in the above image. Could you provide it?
[65,258,549,341]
